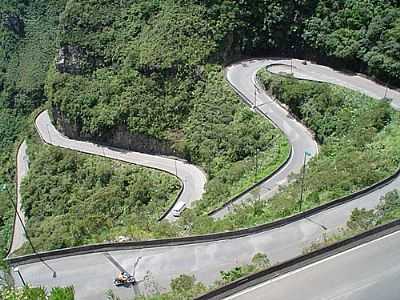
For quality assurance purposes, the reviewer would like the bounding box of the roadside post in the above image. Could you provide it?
[299,151,312,211]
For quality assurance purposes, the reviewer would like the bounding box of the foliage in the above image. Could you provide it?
[218,253,270,285]
[188,70,400,233]
[134,274,207,300]
[45,0,400,223]
[46,1,290,215]
[2,0,400,259]
[136,253,270,300]
[304,0,400,84]
[16,142,180,253]
[169,275,207,299]
[0,285,74,300]
[303,190,400,253]
[0,0,65,271]
[185,67,289,213]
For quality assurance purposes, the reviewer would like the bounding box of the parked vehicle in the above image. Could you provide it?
[172,201,186,217]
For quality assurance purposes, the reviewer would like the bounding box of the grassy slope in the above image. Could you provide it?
[16,138,180,253]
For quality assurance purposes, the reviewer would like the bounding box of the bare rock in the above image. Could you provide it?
[56,45,94,75]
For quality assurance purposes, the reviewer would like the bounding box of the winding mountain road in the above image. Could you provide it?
[11,58,400,300]
[212,59,318,218]
[35,110,207,221]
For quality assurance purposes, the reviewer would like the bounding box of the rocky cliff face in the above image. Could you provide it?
[51,107,181,157]
[55,45,97,75]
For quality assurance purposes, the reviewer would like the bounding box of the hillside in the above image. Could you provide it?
[1,0,400,268]
[0,0,66,270]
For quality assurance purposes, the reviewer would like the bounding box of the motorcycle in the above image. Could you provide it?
[113,272,136,287]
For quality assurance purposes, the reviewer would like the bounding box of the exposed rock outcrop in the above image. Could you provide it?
[51,107,181,157]
[55,45,96,75]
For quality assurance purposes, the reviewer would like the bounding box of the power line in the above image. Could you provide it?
[1,184,57,278]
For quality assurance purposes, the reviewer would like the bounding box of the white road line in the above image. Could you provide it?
[224,230,400,299]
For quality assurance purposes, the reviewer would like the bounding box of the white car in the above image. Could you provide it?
[172,201,186,217]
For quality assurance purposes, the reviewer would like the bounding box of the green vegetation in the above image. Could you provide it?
[47,0,290,215]
[186,69,289,213]
[0,285,74,300]
[217,253,270,285]
[186,69,400,232]
[45,0,400,221]
[1,0,400,259]
[304,190,400,253]
[0,0,66,270]
[131,253,270,300]
[304,0,400,84]
[16,142,180,253]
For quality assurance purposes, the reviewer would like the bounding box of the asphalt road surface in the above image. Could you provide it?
[12,59,400,299]
[35,110,207,221]
[225,229,400,300]
[266,59,400,110]
[211,59,318,218]
[213,57,400,217]
[8,141,29,255]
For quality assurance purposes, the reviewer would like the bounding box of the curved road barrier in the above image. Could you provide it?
[7,58,400,300]
[7,162,400,265]
[194,219,400,300]
[6,141,29,256]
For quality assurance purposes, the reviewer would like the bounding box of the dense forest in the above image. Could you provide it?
[1,0,400,274]
[0,0,66,270]
[17,143,180,252]
[47,0,400,154]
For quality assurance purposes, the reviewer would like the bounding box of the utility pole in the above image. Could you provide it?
[254,85,257,108]
[254,148,259,183]
[291,59,293,74]
[46,124,52,144]
[384,82,389,99]
[299,151,311,212]
[0,184,57,278]
[132,256,142,279]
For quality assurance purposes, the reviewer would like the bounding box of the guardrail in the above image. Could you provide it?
[194,218,400,300]
[257,64,320,141]
[5,141,24,258]
[206,67,297,217]
[7,161,400,265]
[207,146,292,217]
